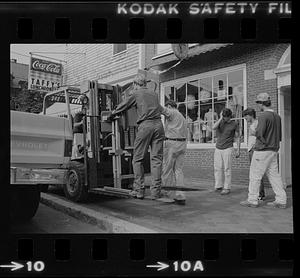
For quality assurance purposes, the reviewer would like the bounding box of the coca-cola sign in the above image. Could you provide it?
[30,57,62,75]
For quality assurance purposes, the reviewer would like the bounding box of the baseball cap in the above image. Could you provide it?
[256,93,270,103]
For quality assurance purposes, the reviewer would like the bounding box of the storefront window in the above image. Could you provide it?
[175,83,186,103]
[162,66,246,146]
[164,86,175,103]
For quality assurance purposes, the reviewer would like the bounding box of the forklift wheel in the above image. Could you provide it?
[64,161,88,202]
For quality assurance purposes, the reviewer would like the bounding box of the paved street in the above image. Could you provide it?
[42,178,293,233]
[11,203,105,234]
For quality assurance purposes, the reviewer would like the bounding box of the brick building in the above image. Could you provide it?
[150,43,291,187]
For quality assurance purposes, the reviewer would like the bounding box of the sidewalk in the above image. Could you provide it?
[42,177,293,233]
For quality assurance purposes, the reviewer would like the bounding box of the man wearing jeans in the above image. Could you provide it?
[242,108,265,200]
[109,74,165,200]
[213,108,239,195]
[240,93,287,208]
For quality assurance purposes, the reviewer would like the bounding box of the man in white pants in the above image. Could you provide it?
[161,100,188,205]
[213,108,239,195]
[240,93,287,208]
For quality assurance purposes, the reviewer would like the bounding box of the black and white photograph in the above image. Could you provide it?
[10,43,292,234]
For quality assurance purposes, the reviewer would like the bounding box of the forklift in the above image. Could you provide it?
[42,72,156,202]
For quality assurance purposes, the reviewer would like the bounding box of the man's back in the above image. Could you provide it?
[254,111,282,152]
[133,87,162,124]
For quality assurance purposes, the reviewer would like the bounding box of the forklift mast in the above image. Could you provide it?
[80,81,120,188]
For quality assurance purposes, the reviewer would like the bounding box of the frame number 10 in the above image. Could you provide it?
[26,261,45,272]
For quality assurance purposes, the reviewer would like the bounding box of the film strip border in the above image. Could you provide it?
[1,234,293,275]
[1,2,291,42]
[2,2,293,276]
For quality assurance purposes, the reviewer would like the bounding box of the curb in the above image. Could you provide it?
[40,193,157,233]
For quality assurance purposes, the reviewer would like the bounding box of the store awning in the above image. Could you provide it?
[150,43,233,68]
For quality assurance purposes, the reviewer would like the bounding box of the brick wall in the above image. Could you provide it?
[156,44,290,185]
[183,148,250,185]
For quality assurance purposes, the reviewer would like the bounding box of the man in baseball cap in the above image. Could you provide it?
[109,72,165,200]
[240,92,287,208]
[133,73,147,87]
[256,92,271,104]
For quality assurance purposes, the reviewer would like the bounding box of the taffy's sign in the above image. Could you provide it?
[28,57,63,92]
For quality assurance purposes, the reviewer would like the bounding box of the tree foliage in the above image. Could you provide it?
[10,75,46,114]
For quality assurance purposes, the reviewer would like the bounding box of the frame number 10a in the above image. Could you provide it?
[146,260,204,272]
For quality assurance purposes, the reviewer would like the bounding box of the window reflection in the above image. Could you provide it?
[163,68,245,144]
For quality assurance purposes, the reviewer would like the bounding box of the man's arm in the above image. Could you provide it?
[234,122,240,158]
[74,121,83,128]
[111,94,136,116]
[255,115,267,144]
[212,113,223,130]
[234,126,240,141]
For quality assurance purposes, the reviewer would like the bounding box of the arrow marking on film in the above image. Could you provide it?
[146,261,169,271]
[0,261,24,271]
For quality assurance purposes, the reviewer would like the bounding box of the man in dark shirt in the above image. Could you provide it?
[240,93,287,208]
[212,108,239,195]
[71,96,87,159]
[73,111,84,133]
[110,74,165,200]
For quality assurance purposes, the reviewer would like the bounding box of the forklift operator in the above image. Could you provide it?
[72,94,89,159]
[109,74,165,200]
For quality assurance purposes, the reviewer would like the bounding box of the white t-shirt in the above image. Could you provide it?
[248,119,258,151]
[162,108,188,139]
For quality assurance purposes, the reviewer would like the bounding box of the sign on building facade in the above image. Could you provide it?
[28,57,63,92]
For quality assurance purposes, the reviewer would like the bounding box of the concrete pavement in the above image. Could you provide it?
[40,178,293,233]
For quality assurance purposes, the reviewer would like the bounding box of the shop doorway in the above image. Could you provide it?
[275,45,291,188]
[280,86,291,187]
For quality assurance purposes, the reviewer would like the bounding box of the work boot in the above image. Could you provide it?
[258,194,266,201]
[220,189,230,195]
[240,200,258,208]
[149,188,162,200]
[129,190,145,199]
[174,192,186,205]
[148,193,162,200]
[214,187,223,192]
[160,189,169,198]
[266,201,286,209]
[174,198,186,205]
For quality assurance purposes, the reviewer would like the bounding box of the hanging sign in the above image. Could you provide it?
[28,57,63,92]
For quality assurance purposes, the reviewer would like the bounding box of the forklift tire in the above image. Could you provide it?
[64,161,88,202]
[10,185,40,223]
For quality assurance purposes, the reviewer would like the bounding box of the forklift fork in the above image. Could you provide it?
[110,116,122,189]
